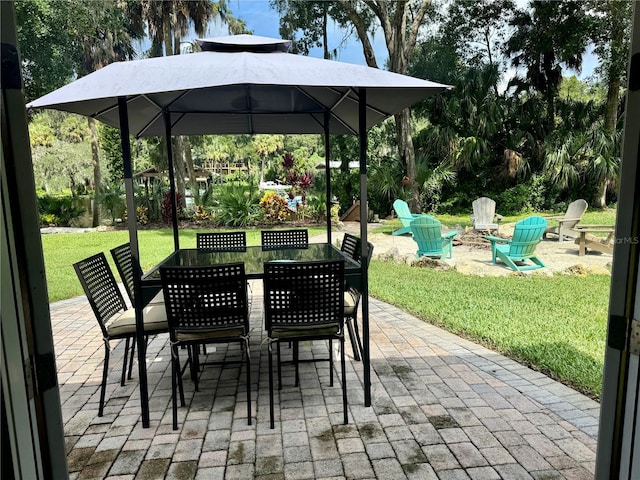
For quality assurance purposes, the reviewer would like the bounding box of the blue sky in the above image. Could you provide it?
[210,0,389,67]
[185,1,597,81]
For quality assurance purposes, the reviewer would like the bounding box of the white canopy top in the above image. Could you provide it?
[28,34,451,137]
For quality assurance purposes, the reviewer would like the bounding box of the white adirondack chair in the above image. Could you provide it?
[470,197,503,233]
[543,199,588,242]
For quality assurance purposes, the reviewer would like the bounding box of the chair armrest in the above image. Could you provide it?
[442,231,458,240]
[495,214,503,222]
[485,235,509,245]
[557,217,582,224]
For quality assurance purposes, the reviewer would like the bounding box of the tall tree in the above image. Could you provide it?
[15,0,79,102]
[505,1,592,133]
[272,0,339,59]
[134,1,246,200]
[335,0,434,210]
[588,0,632,207]
[76,1,143,226]
[274,1,434,209]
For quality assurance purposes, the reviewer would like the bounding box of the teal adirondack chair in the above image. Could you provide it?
[410,216,458,259]
[485,216,547,271]
[392,199,425,236]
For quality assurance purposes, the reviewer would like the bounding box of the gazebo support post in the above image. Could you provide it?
[163,110,180,251]
[119,97,150,427]
[324,111,332,244]
[358,88,371,407]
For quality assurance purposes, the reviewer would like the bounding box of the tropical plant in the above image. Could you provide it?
[161,191,184,224]
[259,192,291,223]
[37,195,86,226]
[215,180,261,227]
[98,182,125,224]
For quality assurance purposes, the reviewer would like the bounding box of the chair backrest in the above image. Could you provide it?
[410,216,445,255]
[74,252,127,338]
[263,259,344,331]
[340,233,361,260]
[197,231,247,251]
[392,199,414,227]
[160,263,249,334]
[562,199,588,228]
[110,243,140,305]
[472,197,497,226]
[261,229,309,250]
[509,216,548,257]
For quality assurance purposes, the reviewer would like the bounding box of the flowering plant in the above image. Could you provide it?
[259,192,291,223]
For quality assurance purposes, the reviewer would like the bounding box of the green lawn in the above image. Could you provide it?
[41,226,328,302]
[42,222,611,399]
[369,261,609,398]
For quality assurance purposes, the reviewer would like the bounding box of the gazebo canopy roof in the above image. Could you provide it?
[28,34,451,138]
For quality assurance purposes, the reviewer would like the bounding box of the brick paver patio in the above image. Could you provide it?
[53,279,599,479]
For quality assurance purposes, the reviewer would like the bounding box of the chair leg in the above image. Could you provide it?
[293,341,299,387]
[268,340,275,429]
[127,337,136,381]
[352,316,364,361]
[120,337,130,386]
[329,339,334,387]
[244,339,252,426]
[341,336,348,425]
[277,341,282,390]
[345,318,361,361]
[171,344,179,430]
[99,343,110,417]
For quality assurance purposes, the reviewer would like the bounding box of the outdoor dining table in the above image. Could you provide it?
[141,242,362,304]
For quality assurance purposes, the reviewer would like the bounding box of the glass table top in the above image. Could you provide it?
[143,243,360,282]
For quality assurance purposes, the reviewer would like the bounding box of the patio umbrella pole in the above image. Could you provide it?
[163,110,180,251]
[324,111,331,244]
[120,97,151,427]
[358,88,371,407]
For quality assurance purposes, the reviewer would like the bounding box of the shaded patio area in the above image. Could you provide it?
[54,277,598,480]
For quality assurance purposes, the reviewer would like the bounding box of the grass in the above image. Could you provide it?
[369,261,610,398]
[42,226,327,302]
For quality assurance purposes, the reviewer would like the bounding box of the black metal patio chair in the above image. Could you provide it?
[160,262,252,430]
[73,252,168,416]
[261,229,309,250]
[110,243,164,307]
[340,234,374,362]
[263,259,346,429]
[196,231,247,251]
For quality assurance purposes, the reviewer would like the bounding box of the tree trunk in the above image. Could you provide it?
[594,180,607,209]
[89,117,101,227]
[172,136,187,201]
[604,77,620,135]
[395,109,419,211]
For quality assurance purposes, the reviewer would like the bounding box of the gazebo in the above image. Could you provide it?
[28,34,451,427]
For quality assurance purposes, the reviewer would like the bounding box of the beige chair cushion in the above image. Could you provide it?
[271,323,340,339]
[148,290,165,305]
[175,327,247,342]
[344,290,358,316]
[106,305,168,337]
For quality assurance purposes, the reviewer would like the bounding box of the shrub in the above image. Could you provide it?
[215,181,261,227]
[161,191,184,223]
[192,205,211,223]
[37,195,85,226]
[123,206,149,226]
[98,182,125,224]
[259,192,291,223]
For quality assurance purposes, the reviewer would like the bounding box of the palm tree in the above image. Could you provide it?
[78,1,143,226]
[134,1,247,202]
